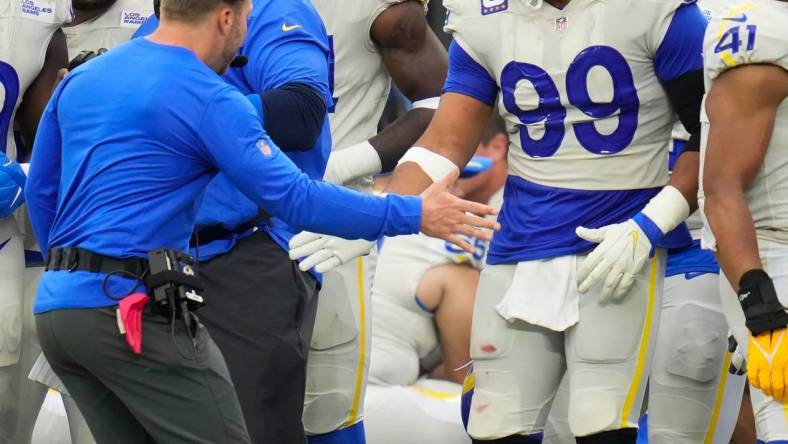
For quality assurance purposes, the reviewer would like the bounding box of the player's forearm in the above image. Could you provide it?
[704,189,762,291]
[370,108,433,173]
[668,151,699,212]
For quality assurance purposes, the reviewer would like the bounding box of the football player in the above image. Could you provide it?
[311,0,712,441]
[699,1,788,443]
[0,1,70,443]
[363,116,507,444]
[289,1,449,442]
[64,0,154,58]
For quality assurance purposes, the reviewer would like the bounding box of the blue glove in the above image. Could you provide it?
[0,152,26,218]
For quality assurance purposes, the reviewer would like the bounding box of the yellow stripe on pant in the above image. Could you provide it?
[620,256,658,428]
[343,257,367,427]
[703,351,733,444]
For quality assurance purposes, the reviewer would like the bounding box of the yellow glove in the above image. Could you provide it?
[748,328,788,402]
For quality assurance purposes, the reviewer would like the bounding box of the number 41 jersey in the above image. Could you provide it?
[0,0,71,159]
[443,0,707,264]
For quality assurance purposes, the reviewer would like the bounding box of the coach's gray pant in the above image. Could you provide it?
[36,307,251,444]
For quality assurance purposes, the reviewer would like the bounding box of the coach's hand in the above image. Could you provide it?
[575,219,654,303]
[420,170,499,254]
[289,232,375,273]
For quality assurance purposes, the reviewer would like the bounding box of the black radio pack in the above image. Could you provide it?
[146,248,206,316]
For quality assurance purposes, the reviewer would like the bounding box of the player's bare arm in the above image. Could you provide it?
[17,30,68,159]
[385,93,493,195]
[369,0,447,172]
[703,64,788,290]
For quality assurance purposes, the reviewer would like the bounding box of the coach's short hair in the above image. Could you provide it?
[160,0,245,22]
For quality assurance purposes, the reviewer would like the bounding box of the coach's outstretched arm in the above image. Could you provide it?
[201,91,497,247]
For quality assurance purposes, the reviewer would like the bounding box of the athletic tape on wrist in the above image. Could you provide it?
[411,97,440,110]
[640,185,690,234]
[397,147,459,182]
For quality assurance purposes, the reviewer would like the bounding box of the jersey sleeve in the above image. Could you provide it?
[652,1,707,83]
[441,0,499,105]
[196,88,421,240]
[362,0,428,51]
[703,1,788,82]
[234,0,332,104]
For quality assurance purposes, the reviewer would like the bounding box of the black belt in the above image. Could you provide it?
[46,247,149,277]
[191,214,268,247]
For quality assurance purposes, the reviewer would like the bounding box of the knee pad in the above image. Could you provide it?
[0,303,22,367]
[662,304,727,386]
[575,428,637,444]
[306,421,365,444]
[569,388,619,438]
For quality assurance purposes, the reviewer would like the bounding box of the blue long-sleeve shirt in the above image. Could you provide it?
[26,38,421,313]
[134,2,336,270]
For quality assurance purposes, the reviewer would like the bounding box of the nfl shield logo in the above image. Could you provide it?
[554,17,568,32]
[481,0,508,15]
[257,139,272,157]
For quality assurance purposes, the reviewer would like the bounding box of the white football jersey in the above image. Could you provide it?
[370,233,487,385]
[444,0,693,191]
[697,0,737,19]
[311,0,426,190]
[311,0,427,149]
[699,0,788,245]
[63,0,153,59]
[0,0,71,159]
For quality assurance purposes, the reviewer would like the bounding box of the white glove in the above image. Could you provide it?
[288,231,375,273]
[576,186,690,303]
[575,219,654,303]
[323,141,382,185]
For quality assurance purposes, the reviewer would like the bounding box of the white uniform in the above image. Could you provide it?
[0,1,70,442]
[63,0,152,59]
[369,233,486,386]
[443,0,707,438]
[699,1,788,441]
[305,0,424,434]
[365,379,471,444]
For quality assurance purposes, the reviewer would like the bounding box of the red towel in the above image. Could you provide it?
[119,292,149,355]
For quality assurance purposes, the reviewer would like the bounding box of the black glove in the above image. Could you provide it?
[68,48,108,71]
[738,269,788,335]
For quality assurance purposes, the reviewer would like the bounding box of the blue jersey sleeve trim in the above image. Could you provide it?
[443,41,498,106]
[654,2,707,83]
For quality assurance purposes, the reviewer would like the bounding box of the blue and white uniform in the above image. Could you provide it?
[442,0,706,438]
[63,0,152,59]
[0,1,70,441]
[304,0,429,438]
[644,111,746,443]
[699,1,788,443]
[363,233,486,444]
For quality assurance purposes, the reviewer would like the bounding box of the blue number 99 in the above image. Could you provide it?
[500,45,640,158]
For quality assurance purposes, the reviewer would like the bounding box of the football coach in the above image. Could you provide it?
[23,0,498,442]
